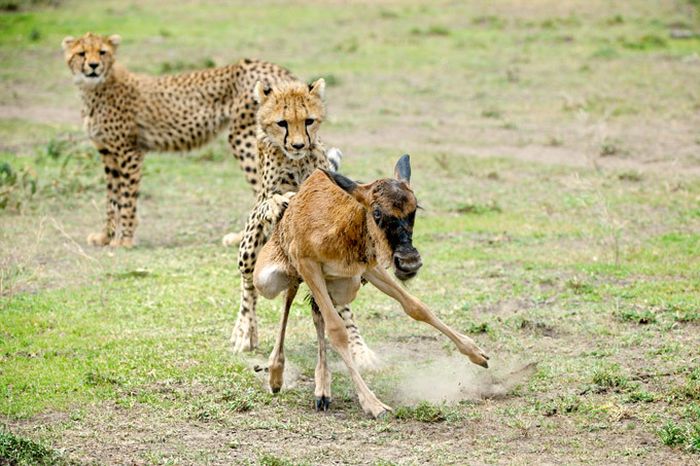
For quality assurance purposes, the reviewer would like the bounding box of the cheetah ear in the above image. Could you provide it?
[61,36,75,52]
[308,78,325,100]
[253,81,272,105]
[107,34,121,49]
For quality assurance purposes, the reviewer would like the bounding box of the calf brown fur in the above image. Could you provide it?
[254,155,489,418]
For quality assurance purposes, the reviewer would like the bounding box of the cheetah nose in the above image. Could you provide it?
[291,143,305,150]
[88,62,99,69]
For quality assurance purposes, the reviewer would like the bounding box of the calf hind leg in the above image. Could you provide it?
[268,283,298,393]
[311,298,332,411]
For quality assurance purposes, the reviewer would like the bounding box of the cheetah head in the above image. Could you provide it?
[254,79,326,161]
[61,32,120,87]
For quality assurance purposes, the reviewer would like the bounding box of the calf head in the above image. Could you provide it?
[325,154,422,281]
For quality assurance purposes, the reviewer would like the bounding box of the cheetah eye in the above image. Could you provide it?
[99,50,106,56]
[305,118,315,126]
[78,51,86,57]
[276,120,288,128]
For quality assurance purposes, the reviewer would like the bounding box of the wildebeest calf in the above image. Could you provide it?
[253,155,489,418]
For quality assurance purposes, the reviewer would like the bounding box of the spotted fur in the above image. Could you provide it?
[62,32,294,247]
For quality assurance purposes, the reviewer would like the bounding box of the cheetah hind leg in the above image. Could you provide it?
[338,305,380,370]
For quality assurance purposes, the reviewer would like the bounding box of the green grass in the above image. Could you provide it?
[1,0,700,463]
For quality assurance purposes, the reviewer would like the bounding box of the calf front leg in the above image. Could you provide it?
[363,266,489,368]
[311,297,331,411]
[298,258,391,418]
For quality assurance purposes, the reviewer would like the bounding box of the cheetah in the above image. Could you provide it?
[231,79,378,368]
[62,32,293,247]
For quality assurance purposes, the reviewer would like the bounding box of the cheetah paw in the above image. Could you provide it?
[351,343,381,371]
[87,232,112,247]
[230,319,258,353]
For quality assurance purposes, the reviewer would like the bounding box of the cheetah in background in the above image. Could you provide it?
[62,32,292,247]
[231,79,378,368]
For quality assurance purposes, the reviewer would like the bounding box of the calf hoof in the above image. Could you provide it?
[315,396,331,412]
[271,386,281,394]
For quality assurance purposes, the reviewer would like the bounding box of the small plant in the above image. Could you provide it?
[620,34,667,50]
[0,430,71,465]
[394,401,450,423]
[600,138,621,157]
[466,321,490,334]
[659,421,686,447]
[481,108,502,119]
[625,389,656,403]
[592,364,629,391]
[454,200,501,215]
[617,307,656,325]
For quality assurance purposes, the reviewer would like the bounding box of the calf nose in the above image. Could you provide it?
[88,62,99,69]
[291,143,305,150]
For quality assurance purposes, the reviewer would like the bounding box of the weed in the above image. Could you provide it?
[625,389,657,403]
[0,429,72,465]
[259,453,302,466]
[617,307,656,325]
[466,321,490,334]
[481,108,502,119]
[394,401,452,422]
[618,171,642,182]
[454,200,501,215]
[620,34,667,50]
[659,421,686,446]
[592,364,629,391]
[411,25,451,36]
[472,15,505,29]
[600,138,621,157]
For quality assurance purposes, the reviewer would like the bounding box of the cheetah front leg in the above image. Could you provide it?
[87,149,119,246]
[231,194,292,351]
[112,149,144,248]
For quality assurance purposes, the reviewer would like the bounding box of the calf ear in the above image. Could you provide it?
[61,36,75,52]
[253,81,272,105]
[321,170,371,206]
[394,154,411,184]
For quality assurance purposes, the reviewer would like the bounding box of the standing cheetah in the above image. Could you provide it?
[62,32,293,247]
[231,79,378,368]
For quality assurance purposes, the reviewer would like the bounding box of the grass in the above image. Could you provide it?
[1,0,700,463]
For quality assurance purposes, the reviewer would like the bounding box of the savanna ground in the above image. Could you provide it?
[1,0,699,464]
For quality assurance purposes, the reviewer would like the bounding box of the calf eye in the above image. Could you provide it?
[277,120,288,128]
[78,51,86,57]
[373,209,382,222]
[305,118,315,126]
